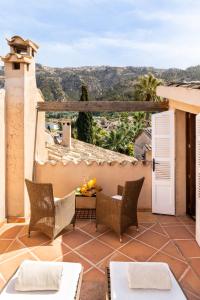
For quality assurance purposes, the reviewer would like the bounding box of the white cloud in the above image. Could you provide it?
[36,32,200,68]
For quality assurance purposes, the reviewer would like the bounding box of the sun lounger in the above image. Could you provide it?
[0,262,83,300]
[106,262,187,300]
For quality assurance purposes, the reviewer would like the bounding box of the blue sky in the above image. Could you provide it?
[0,0,200,68]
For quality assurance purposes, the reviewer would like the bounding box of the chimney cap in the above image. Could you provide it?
[61,119,71,126]
[6,36,39,52]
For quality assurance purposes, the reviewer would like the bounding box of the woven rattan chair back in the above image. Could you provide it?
[25,179,55,239]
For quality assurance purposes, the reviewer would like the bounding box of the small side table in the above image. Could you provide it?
[75,194,96,220]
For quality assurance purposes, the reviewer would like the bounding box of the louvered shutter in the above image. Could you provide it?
[152,110,175,215]
[196,114,200,245]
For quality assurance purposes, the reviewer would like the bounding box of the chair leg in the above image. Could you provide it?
[72,215,76,230]
[95,223,98,232]
[28,229,31,238]
[119,234,123,243]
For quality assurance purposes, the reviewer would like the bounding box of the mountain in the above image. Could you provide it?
[1,64,200,101]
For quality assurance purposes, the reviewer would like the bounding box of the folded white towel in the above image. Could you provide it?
[15,260,63,291]
[128,262,172,290]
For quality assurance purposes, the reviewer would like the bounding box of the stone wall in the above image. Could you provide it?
[35,161,152,210]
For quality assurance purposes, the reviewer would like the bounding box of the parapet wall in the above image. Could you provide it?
[35,160,152,210]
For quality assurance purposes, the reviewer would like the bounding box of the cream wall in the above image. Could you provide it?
[5,63,26,218]
[35,161,152,210]
[0,89,5,222]
[175,110,186,216]
[4,58,45,219]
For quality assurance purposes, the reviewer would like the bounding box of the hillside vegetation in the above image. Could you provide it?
[1,64,200,100]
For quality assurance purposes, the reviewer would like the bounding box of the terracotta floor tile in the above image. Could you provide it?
[156,215,181,224]
[177,216,195,225]
[186,225,196,237]
[17,225,29,237]
[75,220,91,229]
[77,240,113,264]
[161,241,186,261]
[175,240,200,258]
[139,222,155,228]
[183,289,200,300]
[97,230,131,249]
[0,251,36,281]
[189,258,200,277]
[125,225,146,238]
[138,212,157,222]
[81,222,108,237]
[18,231,50,248]
[0,240,26,262]
[56,251,92,271]
[0,240,13,255]
[0,225,24,239]
[0,213,198,298]
[31,241,71,261]
[164,225,194,239]
[150,223,169,236]
[61,229,92,248]
[136,229,169,249]
[80,268,105,300]
[149,252,188,279]
[120,239,156,261]
[97,251,133,271]
[181,268,200,296]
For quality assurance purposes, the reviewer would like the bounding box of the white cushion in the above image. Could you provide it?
[15,260,63,291]
[128,262,171,290]
[1,262,82,300]
[112,195,122,201]
[110,262,186,300]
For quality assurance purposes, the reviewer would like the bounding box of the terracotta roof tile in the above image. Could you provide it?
[47,138,137,164]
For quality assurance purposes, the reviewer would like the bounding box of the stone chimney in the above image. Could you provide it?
[1,36,41,220]
[62,119,71,148]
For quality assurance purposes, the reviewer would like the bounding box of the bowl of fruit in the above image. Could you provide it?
[76,178,102,196]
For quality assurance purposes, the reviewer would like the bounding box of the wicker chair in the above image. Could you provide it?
[96,177,145,242]
[25,179,76,240]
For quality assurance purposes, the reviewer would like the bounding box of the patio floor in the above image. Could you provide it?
[0,212,199,299]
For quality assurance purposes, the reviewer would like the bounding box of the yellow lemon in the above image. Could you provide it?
[87,179,94,189]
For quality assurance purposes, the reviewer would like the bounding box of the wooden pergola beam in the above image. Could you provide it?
[37,100,169,112]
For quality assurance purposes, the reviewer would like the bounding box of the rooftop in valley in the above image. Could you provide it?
[47,138,137,164]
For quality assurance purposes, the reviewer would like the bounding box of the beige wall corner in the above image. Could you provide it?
[175,110,186,216]
[0,89,6,222]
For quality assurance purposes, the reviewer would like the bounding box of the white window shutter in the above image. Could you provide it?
[152,110,175,215]
[196,114,200,245]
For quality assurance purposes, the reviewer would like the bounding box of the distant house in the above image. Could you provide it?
[134,127,152,160]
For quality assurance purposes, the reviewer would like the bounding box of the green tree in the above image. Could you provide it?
[92,121,107,146]
[103,121,135,156]
[134,73,163,102]
[134,73,163,123]
[76,85,93,143]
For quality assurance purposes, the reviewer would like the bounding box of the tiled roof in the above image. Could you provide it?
[165,81,200,89]
[143,127,152,138]
[47,138,137,164]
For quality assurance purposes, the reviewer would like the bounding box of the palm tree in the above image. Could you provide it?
[134,73,163,124]
[134,73,163,102]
